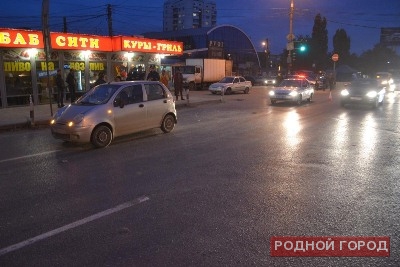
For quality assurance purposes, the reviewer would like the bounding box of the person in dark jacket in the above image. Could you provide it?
[66,68,77,102]
[55,69,65,107]
[173,67,184,100]
[93,72,107,86]
[146,65,160,81]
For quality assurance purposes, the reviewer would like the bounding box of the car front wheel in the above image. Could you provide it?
[161,114,175,133]
[91,125,113,148]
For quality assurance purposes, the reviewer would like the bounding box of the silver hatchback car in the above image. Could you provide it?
[50,81,177,148]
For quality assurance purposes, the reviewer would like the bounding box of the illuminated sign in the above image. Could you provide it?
[0,28,183,55]
[68,62,105,71]
[4,61,32,71]
[115,36,183,55]
[50,33,112,51]
[0,29,43,48]
[209,40,224,48]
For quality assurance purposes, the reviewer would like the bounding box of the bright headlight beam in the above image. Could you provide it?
[366,91,377,98]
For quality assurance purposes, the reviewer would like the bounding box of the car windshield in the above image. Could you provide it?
[76,84,120,105]
[279,79,302,87]
[219,77,234,83]
[350,79,379,89]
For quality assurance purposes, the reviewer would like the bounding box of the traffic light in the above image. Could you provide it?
[299,44,307,52]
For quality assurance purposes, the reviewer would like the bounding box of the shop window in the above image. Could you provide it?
[5,72,31,106]
[36,61,59,104]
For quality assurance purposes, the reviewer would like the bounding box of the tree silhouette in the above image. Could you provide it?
[333,29,351,64]
[311,14,328,70]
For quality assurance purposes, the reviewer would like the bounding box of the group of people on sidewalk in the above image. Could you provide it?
[144,65,186,101]
[55,66,186,108]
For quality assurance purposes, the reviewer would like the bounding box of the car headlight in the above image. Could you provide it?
[341,89,349,96]
[269,91,275,96]
[50,108,66,124]
[366,91,377,98]
[289,91,298,96]
[68,113,84,127]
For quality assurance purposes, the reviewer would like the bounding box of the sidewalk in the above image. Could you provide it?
[0,90,223,131]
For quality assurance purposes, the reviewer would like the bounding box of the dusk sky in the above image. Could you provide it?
[0,0,399,55]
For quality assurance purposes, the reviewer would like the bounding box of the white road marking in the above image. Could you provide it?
[0,196,149,256]
[0,150,62,163]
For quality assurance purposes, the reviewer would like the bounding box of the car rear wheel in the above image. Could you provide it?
[91,125,113,148]
[271,99,276,105]
[225,88,232,95]
[244,87,250,94]
[307,93,313,102]
[161,114,175,133]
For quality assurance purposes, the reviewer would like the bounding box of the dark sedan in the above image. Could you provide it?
[340,79,386,108]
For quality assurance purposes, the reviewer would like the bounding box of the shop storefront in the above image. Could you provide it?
[0,28,183,108]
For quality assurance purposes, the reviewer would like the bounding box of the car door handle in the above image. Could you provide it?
[139,104,144,108]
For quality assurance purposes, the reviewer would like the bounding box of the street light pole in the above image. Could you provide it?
[287,0,295,74]
[262,39,269,73]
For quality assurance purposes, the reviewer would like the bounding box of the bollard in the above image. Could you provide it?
[186,89,190,105]
[29,95,35,126]
[220,87,225,102]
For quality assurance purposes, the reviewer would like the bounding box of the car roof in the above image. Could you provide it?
[110,81,162,85]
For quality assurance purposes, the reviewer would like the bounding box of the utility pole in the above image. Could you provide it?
[287,0,295,74]
[107,4,113,37]
[42,0,53,116]
[63,16,67,33]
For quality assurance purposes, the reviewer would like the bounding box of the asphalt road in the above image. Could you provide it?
[0,87,400,266]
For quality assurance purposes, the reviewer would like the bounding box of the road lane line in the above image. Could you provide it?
[0,150,62,163]
[0,196,150,256]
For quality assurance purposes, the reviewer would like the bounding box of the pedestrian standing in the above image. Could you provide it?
[137,66,145,80]
[66,68,77,102]
[147,65,160,81]
[55,69,65,107]
[173,67,184,100]
[160,69,169,88]
[93,71,107,86]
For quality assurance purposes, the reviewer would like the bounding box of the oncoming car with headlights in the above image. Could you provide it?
[50,81,177,148]
[375,72,394,92]
[340,79,386,108]
[268,78,314,105]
